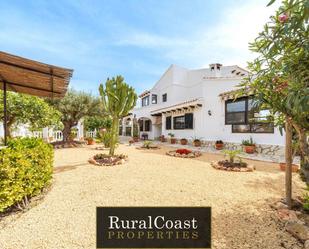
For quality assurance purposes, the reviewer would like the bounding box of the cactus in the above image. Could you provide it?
[99,76,137,155]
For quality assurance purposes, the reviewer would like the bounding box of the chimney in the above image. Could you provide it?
[209,63,222,77]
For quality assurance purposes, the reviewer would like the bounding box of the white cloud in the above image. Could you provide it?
[116,0,280,68]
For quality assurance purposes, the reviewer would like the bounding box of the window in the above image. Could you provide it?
[173,113,194,130]
[144,120,151,132]
[166,116,171,130]
[225,98,246,124]
[185,113,193,129]
[225,97,274,133]
[152,94,157,104]
[174,116,185,129]
[162,93,167,102]
[232,123,274,133]
[142,96,149,107]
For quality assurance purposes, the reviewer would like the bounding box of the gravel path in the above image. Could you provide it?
[0,144,305,249]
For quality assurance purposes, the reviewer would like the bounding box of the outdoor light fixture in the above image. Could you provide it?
[208,110,212,116]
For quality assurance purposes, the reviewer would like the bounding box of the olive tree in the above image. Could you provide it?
[48,89,100,142]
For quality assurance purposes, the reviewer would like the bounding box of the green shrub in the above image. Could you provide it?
[97,131,113,148]
[223,149,242,163]
[0,137,54,212]
[241,137,255,146]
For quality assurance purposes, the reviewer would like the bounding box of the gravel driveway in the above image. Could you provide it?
[0,144,305,249]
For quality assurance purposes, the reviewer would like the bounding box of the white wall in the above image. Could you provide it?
[199,78,285,145]
[133,65,285,146]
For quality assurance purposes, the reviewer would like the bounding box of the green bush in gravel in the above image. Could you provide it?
[0,137,54,212]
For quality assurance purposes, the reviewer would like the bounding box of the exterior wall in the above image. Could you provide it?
[132,64,285,156]
[161,108,203,139]
[199,78,285,146]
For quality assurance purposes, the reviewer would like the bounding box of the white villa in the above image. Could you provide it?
[121,63,285,156]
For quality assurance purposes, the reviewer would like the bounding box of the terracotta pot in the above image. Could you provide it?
[244,145,255,154]
[193,140,201,147]
[170,138,177,144]
[133,137,139,142]
[215,143,224,150]
[180,139,188,145]
[279,163,299,173]
[87,140,95,145]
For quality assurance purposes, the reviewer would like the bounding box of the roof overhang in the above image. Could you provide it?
[219,88,252,101]
[139,90,150,98]
[150,98,203,116]
[0,51,73,98]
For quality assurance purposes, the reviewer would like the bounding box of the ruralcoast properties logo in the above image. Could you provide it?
[96,207,211,248]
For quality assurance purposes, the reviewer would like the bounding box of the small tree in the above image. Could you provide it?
[241,0,309,208]
[84,116,112,132]
[0,91,60,137]
[48,89,100,142]
[99,76,137,155]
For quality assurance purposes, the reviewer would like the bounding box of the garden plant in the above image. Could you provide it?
[240,0,309,208]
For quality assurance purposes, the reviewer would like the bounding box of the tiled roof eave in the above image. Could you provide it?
[150,98,203,115]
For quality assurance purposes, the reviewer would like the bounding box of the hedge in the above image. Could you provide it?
[0,137,54,212]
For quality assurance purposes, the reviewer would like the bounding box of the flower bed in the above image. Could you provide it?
[88,153,128,166]
[136,141,160,150]
[51,141,86,149]
[137,145,160,150]
[166,149,201,158]
[211,160,255,172]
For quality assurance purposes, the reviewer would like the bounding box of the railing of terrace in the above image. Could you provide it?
[86,130,97,138]
[53,131,63,141]
[32,131,43,139]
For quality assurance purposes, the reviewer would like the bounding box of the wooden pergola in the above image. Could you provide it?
[0,51,73,145]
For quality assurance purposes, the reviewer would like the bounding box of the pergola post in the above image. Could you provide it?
[3,81,7,145]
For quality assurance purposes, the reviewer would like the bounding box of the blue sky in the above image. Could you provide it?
[0,0,278,95]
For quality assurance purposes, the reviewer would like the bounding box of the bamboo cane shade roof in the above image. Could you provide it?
[0,51,73,98]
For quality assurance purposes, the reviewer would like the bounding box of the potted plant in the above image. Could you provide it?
[86,137,95,145]
[180,138,188,145]
[215,140,224,150]
[168,133,176,144]
[241,137,256,154]
[159,135,166,142]
[192,137,202,147]
[129,139,134,146]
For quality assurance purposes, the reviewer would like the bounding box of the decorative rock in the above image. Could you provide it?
[271,201,288,210]
[277,209,298,222]
[211,161,254,172]
[166,150,201,158]
[285,221,309,242]
[88,154,128,166]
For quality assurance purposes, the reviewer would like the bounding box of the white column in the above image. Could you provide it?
[42,127,49,141]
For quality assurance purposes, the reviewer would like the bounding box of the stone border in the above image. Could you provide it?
[136,146,160,150]
[210,161,255,172]
[166,150,202,158]
[271,199,309,246]
[88,154,128,166]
